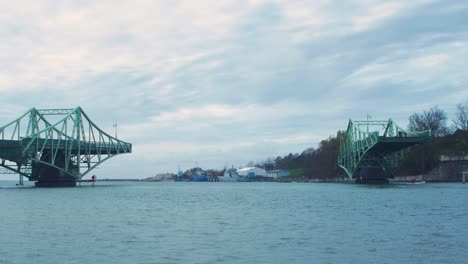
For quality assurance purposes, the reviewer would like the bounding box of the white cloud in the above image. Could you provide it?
[0,1,248,94]
[408,54,449,68]
[352,2,403,32]
[343,39,465,91]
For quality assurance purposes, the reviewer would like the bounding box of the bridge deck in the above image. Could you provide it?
[0,140,24,162]
[369,136,430,156]
[0,138,131,157]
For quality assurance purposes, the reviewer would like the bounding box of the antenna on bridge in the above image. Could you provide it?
[113,123,118,139]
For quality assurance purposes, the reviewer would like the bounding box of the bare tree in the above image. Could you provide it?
[408,106,449,137]
[453,101,468,131]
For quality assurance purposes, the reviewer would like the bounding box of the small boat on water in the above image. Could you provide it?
[406,180,426,184]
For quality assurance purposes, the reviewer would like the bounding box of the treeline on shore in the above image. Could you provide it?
[267,102,468,179]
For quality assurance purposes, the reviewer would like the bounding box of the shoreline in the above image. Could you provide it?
[95,178,465,183]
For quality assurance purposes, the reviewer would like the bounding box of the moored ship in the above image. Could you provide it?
[172,167,191,182]
[218,167,246,182]
[191,170,209,182]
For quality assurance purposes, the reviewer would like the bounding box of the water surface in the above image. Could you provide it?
[0,181,467,263]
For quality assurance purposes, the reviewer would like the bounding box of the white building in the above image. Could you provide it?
[267,170,290,178]
[237,167,268,177]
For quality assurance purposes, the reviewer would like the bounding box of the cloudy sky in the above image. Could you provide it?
[1,0,467,179]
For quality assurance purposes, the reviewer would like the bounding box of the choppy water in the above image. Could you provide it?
[0,181,467,264]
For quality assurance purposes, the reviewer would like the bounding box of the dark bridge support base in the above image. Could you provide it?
[32,161,77,187]
[31,151,77,187]
[355,178,389,184]
[35,170,76,187]
[354,167,390,184]
[35,177,76,187]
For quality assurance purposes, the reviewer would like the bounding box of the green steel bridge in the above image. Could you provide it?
[0,107,132,187]
[338,119,431,183]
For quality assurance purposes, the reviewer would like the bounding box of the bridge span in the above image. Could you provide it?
[0,107,132,187]
[338,119,431,183]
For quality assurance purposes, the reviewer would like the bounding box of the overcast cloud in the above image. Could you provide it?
[1,0,467,179]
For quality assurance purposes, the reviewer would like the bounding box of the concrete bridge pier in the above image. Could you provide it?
[19,175,24,186]
[32,151,77,187]
[34,169,76,187]
[355,167,390,184]
[16,163,24,186]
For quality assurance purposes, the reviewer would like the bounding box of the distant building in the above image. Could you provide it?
[264,163,275,172]
[267,170,290,178]
[237,167,268,177]
[433,151,468,182]
[440,151,468,162]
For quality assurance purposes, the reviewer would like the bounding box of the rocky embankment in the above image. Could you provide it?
[142,173,174,182]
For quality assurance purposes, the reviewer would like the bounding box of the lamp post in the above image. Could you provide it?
[366,113,372,132]
[113,123,118,139]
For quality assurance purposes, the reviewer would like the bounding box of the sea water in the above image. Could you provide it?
[0,181,467,264]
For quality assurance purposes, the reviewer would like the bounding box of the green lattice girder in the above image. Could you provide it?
[338,119,431,179]
[0,107,132,180]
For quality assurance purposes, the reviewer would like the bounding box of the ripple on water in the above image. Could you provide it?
[431,232,453,238]
[0,182,467,264]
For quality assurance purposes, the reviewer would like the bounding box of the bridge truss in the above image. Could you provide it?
[0,107,132,182]
[338,119,431,180]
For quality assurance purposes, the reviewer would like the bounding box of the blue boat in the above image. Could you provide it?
[173,167,191,182]
[191,170,209,182]
[173,176,190,182]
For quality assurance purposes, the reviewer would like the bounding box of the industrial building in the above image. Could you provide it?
[267,170,290,178]
[237,167,268,177]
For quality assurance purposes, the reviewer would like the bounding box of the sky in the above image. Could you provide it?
[0,0,467,179]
